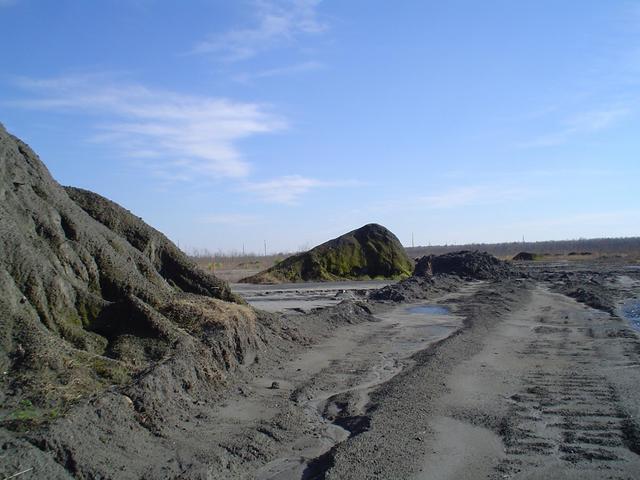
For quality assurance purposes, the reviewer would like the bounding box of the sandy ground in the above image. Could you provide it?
[324,274,640,479]
[202,282,480,480]
[417,285,640,479]
[212,266,640,479]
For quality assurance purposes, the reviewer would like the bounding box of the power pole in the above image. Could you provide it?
[264,240,267,257]
[242,243,245,256]
[412,232,414,248]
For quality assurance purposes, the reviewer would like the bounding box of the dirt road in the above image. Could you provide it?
[206,282,482,480]
[326,282,640,479]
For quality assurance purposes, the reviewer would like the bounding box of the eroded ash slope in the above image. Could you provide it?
[0,124,291,478]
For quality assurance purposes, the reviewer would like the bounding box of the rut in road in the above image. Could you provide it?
[493,289,640,478]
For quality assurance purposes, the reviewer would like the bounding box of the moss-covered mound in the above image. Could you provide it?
[241,223,413,284]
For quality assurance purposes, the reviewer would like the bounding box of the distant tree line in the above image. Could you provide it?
[405,237,640,259]
[188,237,640,268]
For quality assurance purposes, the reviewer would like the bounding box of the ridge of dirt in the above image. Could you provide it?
[530,267,622,314]
[322,279,532,479]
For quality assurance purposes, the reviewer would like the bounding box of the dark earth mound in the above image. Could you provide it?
[513,251,536,261]
[0,123,267,436]
[371,251,519,303]
[530,268,619,315]
[240,223,413,284]
[413,250,517,280]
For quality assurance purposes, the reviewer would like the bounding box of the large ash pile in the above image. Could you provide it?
[372,250,520,302]
[0,123,289,478]
[413,250,517,280]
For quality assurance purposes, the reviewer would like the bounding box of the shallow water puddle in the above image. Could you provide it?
[622,299,640,331]
[406,304,451,315]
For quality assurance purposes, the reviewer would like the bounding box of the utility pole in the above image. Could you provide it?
[264,240,267,257]
[242,243,245,256]
[412,232,415,248]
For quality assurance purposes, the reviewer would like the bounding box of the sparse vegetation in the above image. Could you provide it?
[1,399,64,432]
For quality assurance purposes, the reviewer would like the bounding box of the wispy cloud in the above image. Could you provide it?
[510,210,640,230]
[566,107,630,132]
[233,61,324,83]
[199,213,263,226]
[366,184,535,216]
[6,73,360,204]
[519,105,631,148]
[416,185,529,209]
[441,167,615,180]
[242,174,360,204]
[8,74,285,178]
[193,0,326,61]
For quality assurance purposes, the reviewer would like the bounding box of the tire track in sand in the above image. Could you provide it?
[423,285,640,479]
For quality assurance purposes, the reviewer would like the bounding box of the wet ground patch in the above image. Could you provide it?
[621,299,640,331]
[405,304,450,315]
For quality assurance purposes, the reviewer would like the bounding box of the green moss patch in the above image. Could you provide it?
[241,224,412,284]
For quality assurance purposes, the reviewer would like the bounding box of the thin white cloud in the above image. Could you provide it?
[366,184,535,216]
[199,213,262,226]
[441,167,614,180]
[242,174,359,204]
[7,74,361,205]
[416,185,528,209]
[518,106,631,148]
[193,0,326,60]
[9,74,285,178]
[566,107,630,132]
[510,210,640,230]
[233,61,324,83]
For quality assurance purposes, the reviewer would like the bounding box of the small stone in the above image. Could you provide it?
[270,381,280,390]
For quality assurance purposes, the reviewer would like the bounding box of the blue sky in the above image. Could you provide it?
[1,0,639,253]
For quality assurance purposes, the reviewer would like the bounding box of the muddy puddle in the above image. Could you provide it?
[622,299,640,331]
[254,302,459,480]
[406,304,451,315]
